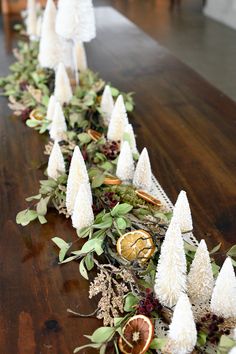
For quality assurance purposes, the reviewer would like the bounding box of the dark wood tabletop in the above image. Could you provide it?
[0,6,236,354]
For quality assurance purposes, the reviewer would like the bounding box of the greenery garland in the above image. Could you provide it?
[1,34,236,354]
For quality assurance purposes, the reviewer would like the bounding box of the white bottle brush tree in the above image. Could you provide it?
[26,0,37,39]
[172,190,193,233]
[47,141,65,180]
[38,0,61,69]
[66,146,92,215]
[154,220,187,307]
[167,294,197,354]
[116,141,134,182]
[133,148,152,192]
[49,102,67,142]
[107,95,129,141]
[46,95,57,122]
[100,85,114,126]
[72,183,94,230]
[187,239,214,304]
[123,123,138,155]
[54,62,73,105]
[210,257,236,318]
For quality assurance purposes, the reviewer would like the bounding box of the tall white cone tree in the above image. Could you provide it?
[73,41,88,72]
[56,0,96,42]
[46,95,57,121]
[107,95,129,141]
[54,63,73,105]
[101,85,114,126]
[133,148,152,192]
[72,184,94,230]
[26,0,37,38]
[123,123,138,154]
[154,221,187,307]
[187,240,214,303]
[210,257,236,318]
[60,38,74,71]
[49,102,67,141]
[172,190,193,233]
[47,141,65,180]
[168,294,197,354]
[229,348,236,354]
[66,146,92,215]
[116,141,134,182]
[38,0,61,69]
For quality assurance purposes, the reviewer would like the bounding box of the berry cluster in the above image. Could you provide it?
[197,313,230,344]
[19,80,28,91]
[100,141,120,160]
[21,107,32,122]
[137,288,162,317]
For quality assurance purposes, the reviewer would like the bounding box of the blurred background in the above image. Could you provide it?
[1,0,236,101]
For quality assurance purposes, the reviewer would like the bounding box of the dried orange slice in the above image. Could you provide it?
[29,109,44,121]
[116,230,155,263]
[135,190,162,207]
[87,129,102,141]
[118,315,154,354]
[103,175,122,185]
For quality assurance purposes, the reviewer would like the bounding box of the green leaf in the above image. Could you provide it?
[16,209,38,226]
[78,132,92,144]
[90,327,115,343]
[113,317,124,327]
[59,247,70,262]
[26,119,38,128]
[197,331,207,347]
[84,253,94,271]
[212,262,220,276]
[110,87,119,97]
[93,216,113,229]
[92,174,105,188]
[38,215,47,224]
[116,217,127,230]
[52,237,69,249]
[124,293,139,312]
[227,245,236,258]
[149,337,168,350]
[77,226,91,238]
[100,161,113,172]
[79,258,88,280]
[210,242,222,255]
[184,241,197,253]
[25,194,41,202]
[36,196,50,216]
[111,203,133,216]
[217,335,235,353]
[73,343,101,353]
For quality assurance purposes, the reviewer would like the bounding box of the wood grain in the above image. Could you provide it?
[0,7,236,353]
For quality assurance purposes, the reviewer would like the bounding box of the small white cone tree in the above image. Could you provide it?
[154,221,187,307]
[54,63,73,105]
[101,85,114,126]
[187,240,214,303]
[133,148,152,192]
[172,190,193,233]
[36,15,42,38]
[107,95,129,141]
[46,95,57,121]
[73,41,88,72]
[123,123,138,154]
[72,183,94,230]
[56,0,96,43]
[26,0,37,39]
[168,294,197,354]
[49,102,67,141]
[116,141,134,182]
[210,257,236,318]
[66,146,92,215]
[38,0,61,69]
[47,141,65,180]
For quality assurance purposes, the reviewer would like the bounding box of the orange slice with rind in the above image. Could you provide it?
[116,230,155,263]
[118,315,154,354]
[135,190,162,207]
[103,175,122,185]
[87,129,102,141]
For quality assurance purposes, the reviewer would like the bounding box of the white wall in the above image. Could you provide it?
[204,0,236,30]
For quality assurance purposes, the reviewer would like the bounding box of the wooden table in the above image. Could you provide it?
[0,7,236,353]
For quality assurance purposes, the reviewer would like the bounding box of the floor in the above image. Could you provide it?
[95,0,236,102]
